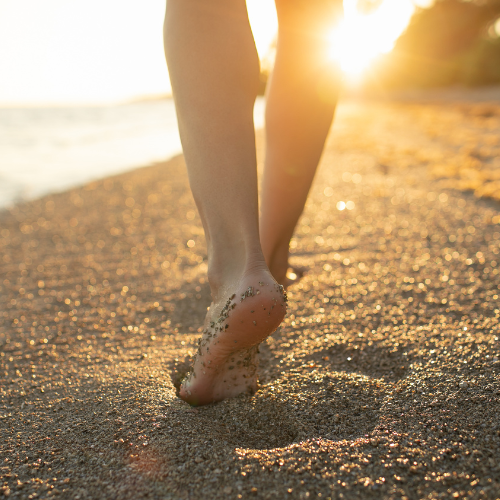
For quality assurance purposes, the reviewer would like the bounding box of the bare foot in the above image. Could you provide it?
[179,272,287,406]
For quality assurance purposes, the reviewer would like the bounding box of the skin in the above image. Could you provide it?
[164,0,341,405]
[261,0,342,284]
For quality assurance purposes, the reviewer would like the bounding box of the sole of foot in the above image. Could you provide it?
[179,273,287,406]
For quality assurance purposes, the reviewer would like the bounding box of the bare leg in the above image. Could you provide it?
[164,0,286,405]
[260,0,342,285]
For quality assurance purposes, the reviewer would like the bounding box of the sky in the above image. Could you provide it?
[0,0,277,106]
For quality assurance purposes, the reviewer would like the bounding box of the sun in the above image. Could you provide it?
[248,0,428,85]
[329,0,416,80]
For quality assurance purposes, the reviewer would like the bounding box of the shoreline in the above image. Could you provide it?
[0,97,267,211]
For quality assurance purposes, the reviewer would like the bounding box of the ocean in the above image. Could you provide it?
[0,96,266,210]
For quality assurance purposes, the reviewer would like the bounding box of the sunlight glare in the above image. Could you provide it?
[329,0,416,80]
[247,0,278,58]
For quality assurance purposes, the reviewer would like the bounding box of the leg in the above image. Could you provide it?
[260,0,343,285]
[164,0,286,405]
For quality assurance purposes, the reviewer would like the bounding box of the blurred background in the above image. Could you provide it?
[1,0,500,208]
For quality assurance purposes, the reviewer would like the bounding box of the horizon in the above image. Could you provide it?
[0,92,174,109]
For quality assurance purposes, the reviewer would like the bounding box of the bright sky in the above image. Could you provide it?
[0,0,430,106]
[0,0,170,105]
[0,0,277,106]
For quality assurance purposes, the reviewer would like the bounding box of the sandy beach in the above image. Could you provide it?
[1,95,500,499]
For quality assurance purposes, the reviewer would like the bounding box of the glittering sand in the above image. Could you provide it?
[1,95,500,499]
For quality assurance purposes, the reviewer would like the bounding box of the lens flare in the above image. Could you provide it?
[329,0,416,80]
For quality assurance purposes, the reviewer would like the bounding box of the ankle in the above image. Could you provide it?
[262,241,290,284]
[207,245,269,301]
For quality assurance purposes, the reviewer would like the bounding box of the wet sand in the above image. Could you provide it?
[1,96,500,499]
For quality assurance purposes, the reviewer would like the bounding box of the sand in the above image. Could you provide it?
[1,95,500,499]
